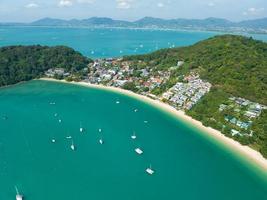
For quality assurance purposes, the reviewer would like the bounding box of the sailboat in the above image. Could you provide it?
[70,140,75,151]
[15,186,23,200]
[146,164,155,175]
[131,132,137,140]
[99,138,104,145]
[79,122,84,133]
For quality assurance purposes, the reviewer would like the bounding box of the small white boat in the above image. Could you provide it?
[80,123,84,133]
[134,109,138,112]
[66,136,72,139]
[135,148,143,155]
[99,139,104,145]
[70,140,75,151]
[98,128,102,133]
[54,113,58,117]
[146,165,155,175]
[51,139,56,143]
[15,186,23,200]
[131,132,137,140]
[116,101,120,104]
[58,119,62,123]
[49,102,56,105]
[16,194,23,200]
[144,120,148,123]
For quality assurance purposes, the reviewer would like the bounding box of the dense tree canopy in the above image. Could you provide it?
[0,45,91,86]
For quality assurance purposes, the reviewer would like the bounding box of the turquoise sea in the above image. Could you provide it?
[0,26,267,58]
[0,80,266,199]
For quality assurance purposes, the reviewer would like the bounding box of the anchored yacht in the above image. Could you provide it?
[15,186,23,200]
[131,132,137,140]
[71,140,75,151]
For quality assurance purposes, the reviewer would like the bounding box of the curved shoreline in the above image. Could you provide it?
[40,78,267,175]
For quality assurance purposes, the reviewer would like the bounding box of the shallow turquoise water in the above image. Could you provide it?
[0,26,266,58]
[0,80,266,199]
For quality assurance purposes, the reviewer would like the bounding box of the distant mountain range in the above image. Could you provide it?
[1,17,267,34]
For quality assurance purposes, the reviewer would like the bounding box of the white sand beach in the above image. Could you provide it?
[40,78,267,172]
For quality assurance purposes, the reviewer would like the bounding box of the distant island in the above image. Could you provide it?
[0,35,266,161]
[1,17,267,34]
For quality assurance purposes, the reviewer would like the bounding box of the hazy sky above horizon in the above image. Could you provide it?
[0,0,266,22]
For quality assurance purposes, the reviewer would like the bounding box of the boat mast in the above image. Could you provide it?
[15,186,19,195]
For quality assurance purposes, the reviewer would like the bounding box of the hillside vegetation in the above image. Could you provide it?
[0,45,91,86]
[125,35,267,105]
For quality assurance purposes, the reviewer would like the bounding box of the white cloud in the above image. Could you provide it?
[208,2,215,7]
[25,3,39,8]
[116,0,133,9]
[157,2,164,8]
[243,7,265,16]
[77,0,95,4]
[58,0,73,7]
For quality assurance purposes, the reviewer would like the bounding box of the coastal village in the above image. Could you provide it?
[44,58,211,111]
[44,57,267,140]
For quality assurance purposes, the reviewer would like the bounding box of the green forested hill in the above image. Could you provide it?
[124,35,267,105]
[0,45,91,86]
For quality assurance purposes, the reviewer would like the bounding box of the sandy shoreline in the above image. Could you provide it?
[40,78,267,173]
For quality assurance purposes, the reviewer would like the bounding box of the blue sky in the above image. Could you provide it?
[0,0,266,22]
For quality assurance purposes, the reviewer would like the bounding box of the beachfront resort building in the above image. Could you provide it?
[45,68,70,78]
[162,73,212,110]
[218,97,266,137]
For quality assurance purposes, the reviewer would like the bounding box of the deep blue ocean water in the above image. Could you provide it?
[0,26,266,57]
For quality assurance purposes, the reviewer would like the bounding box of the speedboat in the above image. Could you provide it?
[135,148,143,155]
[146,165,155,175]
